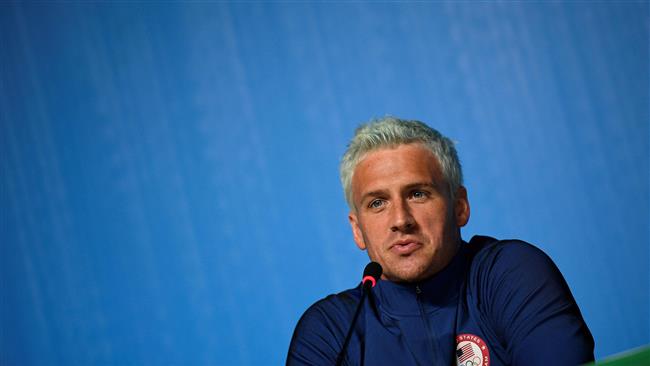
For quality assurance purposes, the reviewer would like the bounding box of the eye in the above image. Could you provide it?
[411,190,429,200]
[368,199,385,209]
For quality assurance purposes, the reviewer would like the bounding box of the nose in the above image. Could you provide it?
[390,199,416,232]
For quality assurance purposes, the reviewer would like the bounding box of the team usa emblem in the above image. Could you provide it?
[456,334,490,366]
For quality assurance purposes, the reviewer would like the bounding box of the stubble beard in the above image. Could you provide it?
[376,232,461,284]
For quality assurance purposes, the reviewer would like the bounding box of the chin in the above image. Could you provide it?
[386,264,430,283]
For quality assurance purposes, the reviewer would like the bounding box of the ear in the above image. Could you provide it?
[454,186,470,227]
[348,212,367,251]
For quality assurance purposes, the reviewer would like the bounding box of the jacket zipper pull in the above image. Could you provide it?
[415,285,422,295]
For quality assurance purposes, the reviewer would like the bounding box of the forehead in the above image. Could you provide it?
[351,144,444,194]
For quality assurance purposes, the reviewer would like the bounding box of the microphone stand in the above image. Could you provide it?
[335,282,371,366]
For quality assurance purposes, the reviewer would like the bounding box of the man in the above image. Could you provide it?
[287,117,594,365]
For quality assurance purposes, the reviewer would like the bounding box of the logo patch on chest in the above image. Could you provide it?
[455,333,490,366]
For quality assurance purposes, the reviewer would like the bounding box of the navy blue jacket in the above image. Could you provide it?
[288,236,594,365]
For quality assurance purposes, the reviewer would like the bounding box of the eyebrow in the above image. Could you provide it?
[359,189,388,205]
[358,182,439,204]
[403,182,438,191]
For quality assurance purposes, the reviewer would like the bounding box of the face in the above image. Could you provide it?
[348,144,470,283]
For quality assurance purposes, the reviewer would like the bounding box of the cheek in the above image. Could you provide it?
[360,214,382,233]
[419,210,450,236]
[360,219,389,250]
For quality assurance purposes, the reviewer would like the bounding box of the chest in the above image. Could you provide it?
[350,298,509,366]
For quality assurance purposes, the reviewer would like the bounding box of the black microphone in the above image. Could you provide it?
[361,261,382,290]
[335,262,383,366]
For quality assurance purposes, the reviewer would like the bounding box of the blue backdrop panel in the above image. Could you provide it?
[1,2,648,365]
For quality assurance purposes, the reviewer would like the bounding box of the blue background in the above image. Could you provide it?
[1,2,648,365]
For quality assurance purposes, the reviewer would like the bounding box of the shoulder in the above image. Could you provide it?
[465,235,570,306]
[295,286,362,334]
[463,236,594,364]
[313,286,363,316]
[466,235,560,281]
[468,235,552,260]
[287,286,362,365]
[463,235,577,333]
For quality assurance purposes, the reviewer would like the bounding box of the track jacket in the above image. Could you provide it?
[287,236,594,366]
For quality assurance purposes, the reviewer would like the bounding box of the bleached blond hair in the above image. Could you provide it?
[340,117,463,210]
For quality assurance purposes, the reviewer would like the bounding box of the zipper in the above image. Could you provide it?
[415,284,440,365]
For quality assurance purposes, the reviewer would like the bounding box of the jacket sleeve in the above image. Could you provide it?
[472,241,595,366]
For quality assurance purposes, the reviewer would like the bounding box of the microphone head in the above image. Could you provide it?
[362,262,383,288]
